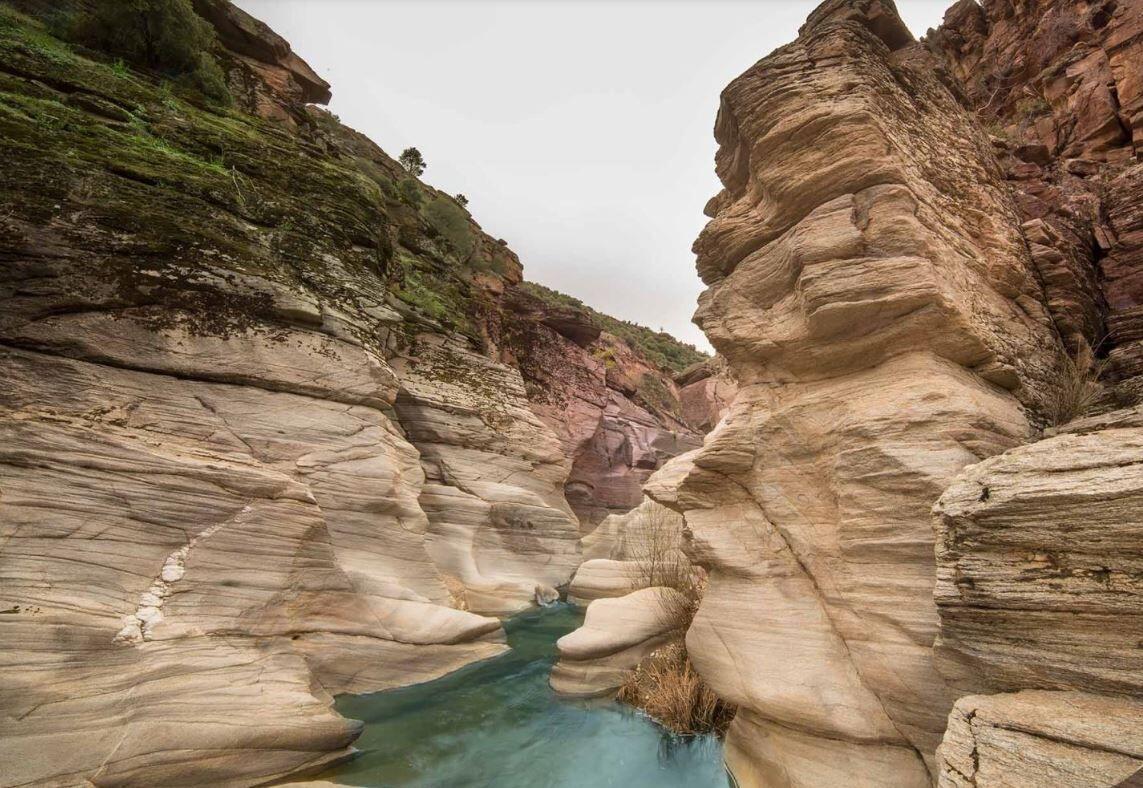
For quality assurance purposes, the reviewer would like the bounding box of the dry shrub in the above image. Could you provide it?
[618,642,736,737]
[619,503,735,736]
[625,502,701,633]
[1048,345,1107,426]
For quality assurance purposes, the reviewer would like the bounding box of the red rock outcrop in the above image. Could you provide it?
[928,0,1143,397]
[193,0,332,122]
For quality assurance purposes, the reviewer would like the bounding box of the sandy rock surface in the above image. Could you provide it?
[936,691,1143,788]
[550,587,683,697]
[664,0,1075,782]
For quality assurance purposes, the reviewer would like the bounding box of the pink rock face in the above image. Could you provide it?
[503,289,705,530]
[675,358,737,433]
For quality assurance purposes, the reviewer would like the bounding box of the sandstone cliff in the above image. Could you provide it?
[0,3,712,784]
[648,0,1142,785]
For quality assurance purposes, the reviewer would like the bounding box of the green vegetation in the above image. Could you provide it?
[390,251,482,338]
[637,372,679,417]
[424,195,474,259]
[0,9,498,350]
[398,177,424,208]
[1014,94,1050,118]
[399,146,425,176]
[521,281,708,373]
[70,0,230,103]
[455,193,469,207]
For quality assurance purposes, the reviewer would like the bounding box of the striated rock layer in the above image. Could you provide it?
[0,4,703,785]
[928,0,1143,396]
[661,0,1078,784]
[933,407,1143,698]
[931,406,1143,784]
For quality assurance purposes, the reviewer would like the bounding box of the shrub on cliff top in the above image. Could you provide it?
[71,0,230,103]
[519,281,708,373]
[424,196,475,259]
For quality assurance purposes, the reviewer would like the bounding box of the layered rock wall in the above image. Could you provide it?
[931,406,1143,784]
[0,5,704,784]
[928,0,1143,396]
[664,1,1074,783]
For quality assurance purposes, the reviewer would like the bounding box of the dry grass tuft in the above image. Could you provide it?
[625,502,702,633]
[619,503,734,736]
[618,642,736,736]
[1047,345,1107,426]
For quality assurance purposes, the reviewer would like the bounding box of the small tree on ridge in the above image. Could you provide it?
[399,147,426,176]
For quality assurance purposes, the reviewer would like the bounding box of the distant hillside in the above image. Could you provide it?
[520,281,708,374]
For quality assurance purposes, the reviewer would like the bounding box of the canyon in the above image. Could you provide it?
[0,0,1140,787]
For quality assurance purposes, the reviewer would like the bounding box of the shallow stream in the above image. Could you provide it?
[321,602,730,787]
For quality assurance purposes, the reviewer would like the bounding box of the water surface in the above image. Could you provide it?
[322,602,730,788]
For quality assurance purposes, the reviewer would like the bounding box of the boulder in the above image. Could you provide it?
[550,587,684,697]
[937,691,1143,788]
[933,410,1143,697]
[567,558,644,605]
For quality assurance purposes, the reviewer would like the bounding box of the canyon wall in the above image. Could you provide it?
[659,0,1142,785]
[0,3,709,784]
[923,1,1143,782]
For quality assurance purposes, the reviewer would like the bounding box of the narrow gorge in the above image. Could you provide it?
[0,0,1140,786]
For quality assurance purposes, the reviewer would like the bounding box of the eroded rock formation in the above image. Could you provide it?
[657,0,1086,783]
[651,0,1142,786]
[550,586,683,697]
[0,4,706,784]
[504,286,710,529]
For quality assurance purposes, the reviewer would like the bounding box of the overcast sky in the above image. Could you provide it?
[236,1,949,351]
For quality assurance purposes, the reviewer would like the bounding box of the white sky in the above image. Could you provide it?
[236,1,949,352]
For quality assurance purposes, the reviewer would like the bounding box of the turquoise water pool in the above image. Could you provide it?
[321,602,730,788]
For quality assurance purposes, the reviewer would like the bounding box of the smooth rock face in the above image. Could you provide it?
[0,346,506,786]
[936,691,1143,788]
[567,559,645,605]
[393,333,582,616]
[933,411,1143,698]
[667,0,1069,783]
[550,587,683,697]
